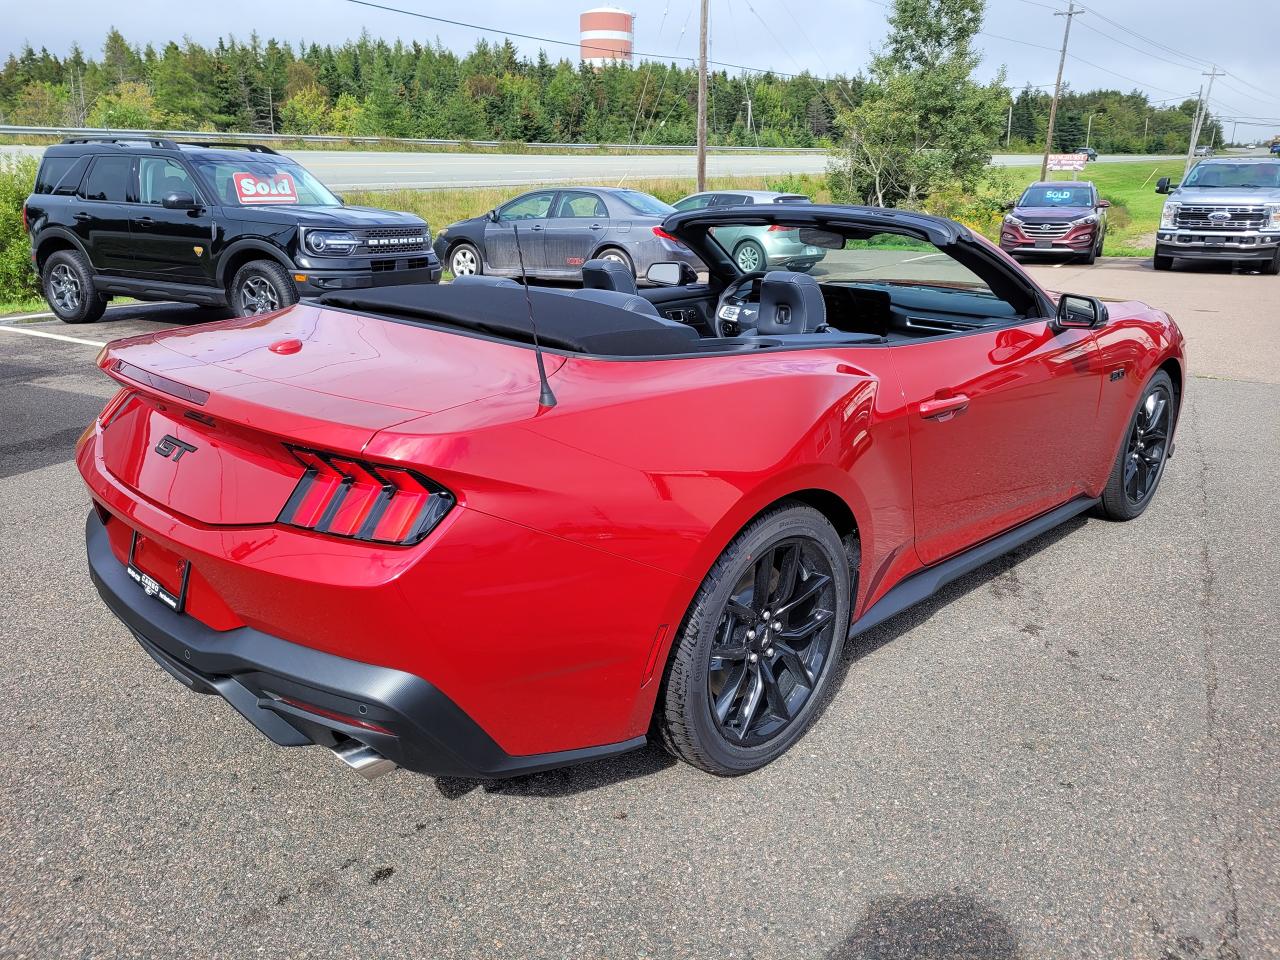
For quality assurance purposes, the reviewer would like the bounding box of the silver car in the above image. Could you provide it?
[432,187,703,282]
[671,190,827,273]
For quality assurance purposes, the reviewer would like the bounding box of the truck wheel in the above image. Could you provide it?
[42,249,106,324]
[1262,249,1280,276]
[1153,246,1174,272]
[230,260,298,317]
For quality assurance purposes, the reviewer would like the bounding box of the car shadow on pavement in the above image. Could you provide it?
[432,515,1089,800]
[826,894,1021,959]
[433,742,677,800]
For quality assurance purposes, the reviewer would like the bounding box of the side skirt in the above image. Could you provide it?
[849,496,1100,638]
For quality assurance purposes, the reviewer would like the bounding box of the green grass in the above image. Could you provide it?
[995,160,1187,257]
[0,295,47,317]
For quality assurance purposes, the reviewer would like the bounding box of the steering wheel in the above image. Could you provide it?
[714,271,767,337]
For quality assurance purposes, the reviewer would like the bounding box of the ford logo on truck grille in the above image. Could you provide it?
[1208,212,1232,221]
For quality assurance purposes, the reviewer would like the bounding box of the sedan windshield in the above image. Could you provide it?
[191,157,342,207]
[1183,162,1280,189]
[614,190,674,216]
[1019,185,1093,207]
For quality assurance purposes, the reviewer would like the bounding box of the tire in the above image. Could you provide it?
[1261,248,1280,276]
[449,242,482,277]
[1081,245,1097,266]
[657,503,854,775]
[1153,246,1174,271]
[733,240,766,274]
[42,249,106,324]
[596,247,635,278]
[1097,370,1177,522]
[229,260,297,317]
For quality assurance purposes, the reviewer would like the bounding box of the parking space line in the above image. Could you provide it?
[0,325,107,348]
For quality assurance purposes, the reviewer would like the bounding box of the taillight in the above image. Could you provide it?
[21,203,29,233]
[652,225,680,242]
[767,224,796,233]
[277,446,454,545]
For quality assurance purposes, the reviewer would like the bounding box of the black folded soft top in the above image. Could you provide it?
[316,284,699,358]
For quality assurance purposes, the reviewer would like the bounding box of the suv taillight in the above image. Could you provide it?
[21,203,29,233]
[277,447,455,545]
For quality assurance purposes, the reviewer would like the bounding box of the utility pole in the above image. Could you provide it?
[1041,1,1081,181]
[1086,112,1095,148]
[696,0,709,191]
[1142,115,1149,151]
[1185,66,1224,174]
[1006,102,1013,149]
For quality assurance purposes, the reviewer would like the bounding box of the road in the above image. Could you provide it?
[0,143,1182,190]
[0,260,1276,958]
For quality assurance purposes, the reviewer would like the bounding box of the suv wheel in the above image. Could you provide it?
[42,250,106,324]
[230,260,298,317]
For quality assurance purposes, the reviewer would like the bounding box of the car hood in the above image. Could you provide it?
[1171,186,1280,205]
[228,205,427,228]
[1011,206,1096,222]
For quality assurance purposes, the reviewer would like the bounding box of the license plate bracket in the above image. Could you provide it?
[1035,239,1053,249]
[126,529,190,613]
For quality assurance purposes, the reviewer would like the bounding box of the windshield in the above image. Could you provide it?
[1019,185,1094,207]
[1183,162,1280,189]
[191,157,341,207]
[615,190,674,216]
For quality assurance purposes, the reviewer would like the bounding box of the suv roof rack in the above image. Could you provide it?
[62,135,181,149]
[177,141,281,155]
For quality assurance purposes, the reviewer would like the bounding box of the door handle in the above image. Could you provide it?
[918,394,970,420]
[589,223,603,230]
[134,216,155,228]
[74,212,92,222]
[530,224,544,232]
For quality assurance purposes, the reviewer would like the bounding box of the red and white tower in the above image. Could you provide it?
[580,7,635,66]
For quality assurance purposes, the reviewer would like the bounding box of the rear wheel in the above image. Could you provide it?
[230,260,297,317]
[657,503,853,775]
[449,242,482,277]
[1153,246,1174,271]
[597,247,634,278]
[734,240,766,274]
[42,249,106,324]
[1097,370,1176,521]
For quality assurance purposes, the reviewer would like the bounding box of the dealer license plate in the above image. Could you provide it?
[126,530,190,613]
[1035,240,1053,249]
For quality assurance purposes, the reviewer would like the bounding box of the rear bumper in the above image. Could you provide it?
[85,512,644,779]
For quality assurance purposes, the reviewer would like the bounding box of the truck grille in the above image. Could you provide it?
[1175,206,1267,231]
[1021,222,1073,239]
[358,228,428,254]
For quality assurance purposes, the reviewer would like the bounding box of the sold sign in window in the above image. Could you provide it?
[232,171,298,205]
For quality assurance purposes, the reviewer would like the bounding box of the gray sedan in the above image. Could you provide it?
[432,187,703,282]
[672,190,828,273]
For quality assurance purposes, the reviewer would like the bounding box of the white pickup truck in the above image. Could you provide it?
[1155,156,1280,274]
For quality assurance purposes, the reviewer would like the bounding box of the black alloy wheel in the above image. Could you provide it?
[707,536,838,745]
[657,503,853,774]
[1098,370,1177,521]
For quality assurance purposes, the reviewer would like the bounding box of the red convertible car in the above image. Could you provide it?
[78,205,1184,779]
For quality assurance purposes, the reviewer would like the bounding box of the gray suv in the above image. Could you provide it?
[671,190,827,273]
[1155,157,1280,274]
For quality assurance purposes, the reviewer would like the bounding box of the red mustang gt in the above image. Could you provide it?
[78,205,1184,779]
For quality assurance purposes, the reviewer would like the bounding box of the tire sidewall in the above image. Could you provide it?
[672,507,851,774]
[230,260,297,318]
[1103,369,1176,520]
[735,240,765,274]
[42,250,102,323]
[450,243,482,277]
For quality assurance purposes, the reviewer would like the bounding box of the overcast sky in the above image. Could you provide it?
[7,0,1280,137]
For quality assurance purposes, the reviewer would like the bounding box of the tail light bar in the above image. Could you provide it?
[277,446,455,545]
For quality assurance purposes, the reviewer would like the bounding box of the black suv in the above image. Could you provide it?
[23,137,440,323]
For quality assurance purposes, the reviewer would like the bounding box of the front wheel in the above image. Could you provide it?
[1097,370,1177,521]
[230,260,298,317]
[1261,248,1280,276]
[657,503,853,775]
[449,242,482,277]
[1153,246,1174,271]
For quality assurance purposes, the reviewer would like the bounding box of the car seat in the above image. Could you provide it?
[582,258,638,296]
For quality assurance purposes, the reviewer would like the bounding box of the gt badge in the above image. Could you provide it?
[155,435,197,461]
[193,245,204,256]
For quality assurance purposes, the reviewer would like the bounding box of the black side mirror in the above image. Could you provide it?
[645,261,698,286]
[162,191,197,210]
[1155,177,1173,195]
[1054,293,1107,331]
[1003,200,1017,211]
[487,209,499,223]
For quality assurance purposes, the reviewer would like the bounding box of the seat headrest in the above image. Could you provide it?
[756,271,826,335]
[582,258,638,296]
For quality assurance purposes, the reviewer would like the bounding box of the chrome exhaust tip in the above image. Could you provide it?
[332,742,396,781]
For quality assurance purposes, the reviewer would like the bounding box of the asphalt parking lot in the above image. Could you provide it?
[1,259,1276,959]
